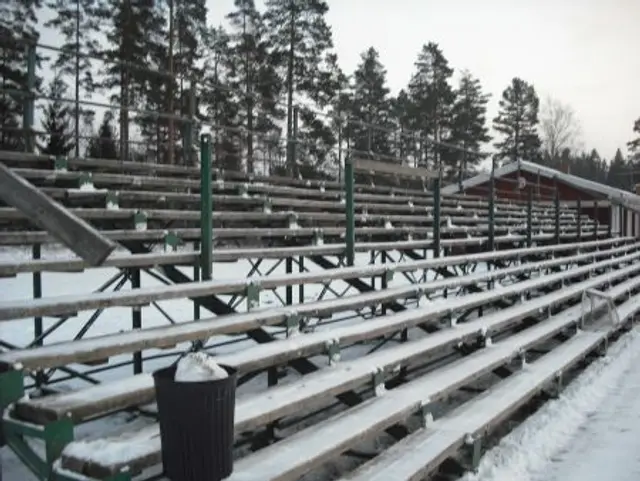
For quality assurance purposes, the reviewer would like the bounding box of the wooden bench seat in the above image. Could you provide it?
[9,165,571,215]
[0,238,630,323]
[0,236,624,277]
[53,266,640,478]
[340,325,624,480]
[221,295,617,481]
[12,254,593,424]
[2,241,634,372]
[40,186,594,224]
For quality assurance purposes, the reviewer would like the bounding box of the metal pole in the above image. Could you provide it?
[23,41,36,153]
[32,243,44,387]
[200,134,213,280]
[488,174,495,251]
[554,188,560,244]
[594,201,599,241]
[131,268,142,374]
[345,158,355,266]
[433,174,441,258]
[526,188,533,248]
[577,199,582,242]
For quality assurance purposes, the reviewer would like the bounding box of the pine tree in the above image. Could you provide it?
[45,0,101,157]
[406,42,456,169]
[96,0,166,160]
[627,118,640,162]
[87,111,118,159]
[389,89,416,164]
[347,47,391,159]
[200,26,242,171]
[0,0,43,151]
[493,77,541,165]
[450,70,491,179]
[264,0,342,175]
[607,148,627,189]
[227,0,282,173]
[39,75,75,156]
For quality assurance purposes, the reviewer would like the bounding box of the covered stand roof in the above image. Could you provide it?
[442,160,640,212]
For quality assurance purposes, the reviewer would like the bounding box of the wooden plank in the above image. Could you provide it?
[11,167,579,214]
[13,248,640,426]
[223,300,603,481]
[0,239,623,371]
[351,158,439,179]
[55,267,640,478]
[340,330,611,481]
[1,239,633,323]
[0,221,610,246]
[0,163,116,266]
[0,236,625,277]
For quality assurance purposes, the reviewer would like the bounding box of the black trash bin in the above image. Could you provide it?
[153,363,237,481]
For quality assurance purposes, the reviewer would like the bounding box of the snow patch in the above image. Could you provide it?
[174,352,229,382]
[461,329,640,481]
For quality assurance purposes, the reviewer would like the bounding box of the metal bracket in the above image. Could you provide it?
[581,289,620,329]
[325,339,341,366]
[313,228,324,246]
[285,313,301,338]
[163,231,183,252]
[384,268,394,284]
[133,210,148,231]
[54,156,68,171]
[288,212,299,229]
[78,172,93,190]
[106,191,119,210]
[462,433,483,472]
[420,401,435,428]
[246,282,261,311]
[372,367,387,396]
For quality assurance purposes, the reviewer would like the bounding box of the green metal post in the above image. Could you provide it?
[193,241,200,320]
[200,134,213,280]
[286,257,293,305]
[594,200,599,241]
[345,158,355,266]
[31,244,45,387]
[131,268,142,374]
[526,188,533,248]
[577,199,582,242]
[298,256,304,303]
[433,175,441,258]
[488,175,495,251]
[23,41,36,153]
[554,188,560,244]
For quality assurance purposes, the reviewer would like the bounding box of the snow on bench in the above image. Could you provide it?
[10,245,640,425]
[0,239,635,323]
[339,329,618,481]
[221,298,616,481]
[1,236,620,277]
[10,244,639,426]
[55,265,640,478]
[341,290,640,481]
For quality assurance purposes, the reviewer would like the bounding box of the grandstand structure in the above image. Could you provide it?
[1,138,639,481]
[2,35,640,481]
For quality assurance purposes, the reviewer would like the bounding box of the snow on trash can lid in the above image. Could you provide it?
[175,352,229,382]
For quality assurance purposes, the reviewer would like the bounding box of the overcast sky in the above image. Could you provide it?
[206,0,640,161]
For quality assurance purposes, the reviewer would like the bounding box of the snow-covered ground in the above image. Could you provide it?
[462,328,640,481]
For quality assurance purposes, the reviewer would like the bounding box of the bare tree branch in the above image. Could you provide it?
[540,96,582,159]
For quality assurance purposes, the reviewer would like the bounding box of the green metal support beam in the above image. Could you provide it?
[200,134,213,281]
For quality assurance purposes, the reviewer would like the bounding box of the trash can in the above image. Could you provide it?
[153,363,237,481]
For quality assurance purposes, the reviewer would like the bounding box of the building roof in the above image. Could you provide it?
[442,160,640,208]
